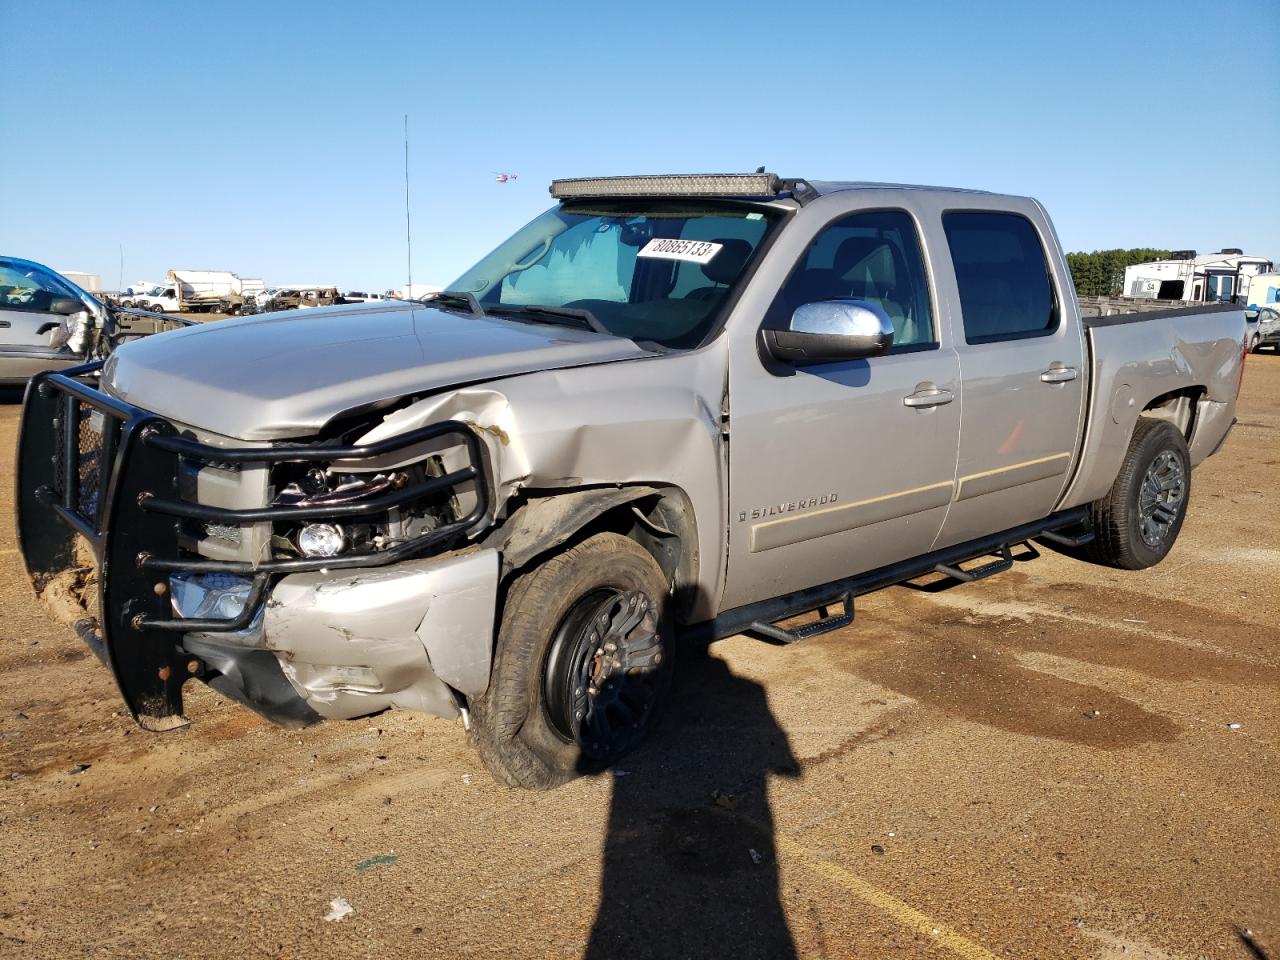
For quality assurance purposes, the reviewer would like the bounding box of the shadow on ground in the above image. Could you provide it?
[584,652,800,960]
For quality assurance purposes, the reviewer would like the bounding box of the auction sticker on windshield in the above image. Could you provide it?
[636,238,723,264]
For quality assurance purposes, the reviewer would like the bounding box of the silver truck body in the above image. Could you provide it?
[17,179,1246,732]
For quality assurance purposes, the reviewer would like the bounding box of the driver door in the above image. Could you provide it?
[720,200,962,611]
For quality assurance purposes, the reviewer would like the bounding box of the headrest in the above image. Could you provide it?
[833,236,892,277]
[701,239,753,285]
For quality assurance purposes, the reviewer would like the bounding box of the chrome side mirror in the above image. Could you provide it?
[762,300,895,364]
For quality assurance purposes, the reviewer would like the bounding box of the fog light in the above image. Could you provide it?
[170,572,253,620]
[297,523,345,558]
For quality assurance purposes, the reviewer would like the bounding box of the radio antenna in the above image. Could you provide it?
[404,114,413,298]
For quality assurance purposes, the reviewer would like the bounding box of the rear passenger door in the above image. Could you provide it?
[934,207,1086,548]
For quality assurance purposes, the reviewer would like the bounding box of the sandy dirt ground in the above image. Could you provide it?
[1,356,1278,960]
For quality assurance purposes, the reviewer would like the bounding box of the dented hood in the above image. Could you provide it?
[102,302,655,440]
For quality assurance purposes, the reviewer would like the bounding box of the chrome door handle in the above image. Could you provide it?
[1040,365,1079,383]
[903,387,954,408]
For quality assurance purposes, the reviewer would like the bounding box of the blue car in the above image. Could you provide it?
[0,257,190,386]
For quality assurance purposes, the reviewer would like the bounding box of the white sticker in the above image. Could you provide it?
[636,238,723,264]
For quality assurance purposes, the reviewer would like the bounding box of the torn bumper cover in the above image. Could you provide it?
[16,365,496,731]
[185,550,499,724]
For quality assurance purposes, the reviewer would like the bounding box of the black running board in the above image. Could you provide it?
[692,508,1089,645]
[1036,526,1095,549]
[933,540,1042,583]
[749,593,854,644]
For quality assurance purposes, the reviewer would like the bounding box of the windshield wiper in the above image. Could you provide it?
[425,290,485,317]
[486,303,611,336]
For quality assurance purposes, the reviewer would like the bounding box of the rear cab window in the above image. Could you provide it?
[942,211,1057,343]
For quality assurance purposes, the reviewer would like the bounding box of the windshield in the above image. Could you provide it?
[449,201,778,348]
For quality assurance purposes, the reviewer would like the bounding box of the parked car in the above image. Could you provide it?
[252,286,341,311]
[297,287,341,309]
[1256,306,1280,352]
[0,256,191,386]
[17,173,1247,789]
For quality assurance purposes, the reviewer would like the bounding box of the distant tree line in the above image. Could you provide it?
[1065,248,1171,297]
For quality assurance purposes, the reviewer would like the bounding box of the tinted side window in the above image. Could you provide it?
[773,210,935,349]
[943,212,1056,343]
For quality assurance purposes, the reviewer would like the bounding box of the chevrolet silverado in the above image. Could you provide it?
[17,173,1247,788]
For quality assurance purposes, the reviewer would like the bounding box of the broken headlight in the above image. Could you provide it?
[267,458,459,560]
[273,469,403,508]
[170,572,254,620]
[49,310,93,355]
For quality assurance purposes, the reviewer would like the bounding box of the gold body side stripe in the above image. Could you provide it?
[954,452,1071,502]
[746,453,1072,554]
[750,481,954,553]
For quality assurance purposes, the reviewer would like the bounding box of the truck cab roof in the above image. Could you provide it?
[804,180,997,198]
[547,172,1008,208]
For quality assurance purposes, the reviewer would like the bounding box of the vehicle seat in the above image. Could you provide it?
[832,238,917,345]
[684,238,752,301]
[784,237,920,344]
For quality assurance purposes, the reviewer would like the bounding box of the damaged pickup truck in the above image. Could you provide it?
[17,174,1247,788]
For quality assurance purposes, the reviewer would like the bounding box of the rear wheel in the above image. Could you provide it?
[1085,418,1191,569]
[470,532,673,789]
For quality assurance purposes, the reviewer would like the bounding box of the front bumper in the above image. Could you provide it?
[183,549,499,724]
[16,364,493,730]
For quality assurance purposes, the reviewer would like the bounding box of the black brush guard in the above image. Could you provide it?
[16,363,490,730]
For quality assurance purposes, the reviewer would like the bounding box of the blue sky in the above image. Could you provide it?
[2,0,1277,292]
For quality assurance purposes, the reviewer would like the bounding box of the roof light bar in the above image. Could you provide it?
[550,173,784,200]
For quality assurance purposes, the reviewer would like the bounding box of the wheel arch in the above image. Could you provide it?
[1139,386,1204,442]
[486,484,700,617]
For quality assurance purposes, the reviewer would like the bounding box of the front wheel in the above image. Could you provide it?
[1084,418,1191,569]
[470,532,673,789]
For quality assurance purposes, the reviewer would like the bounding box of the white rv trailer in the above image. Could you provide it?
[1244,272,1280,310]
[1123,249,1273,303]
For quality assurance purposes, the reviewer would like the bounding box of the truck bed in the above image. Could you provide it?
[1077,296,1241,324]
[1059,300,1246,511]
